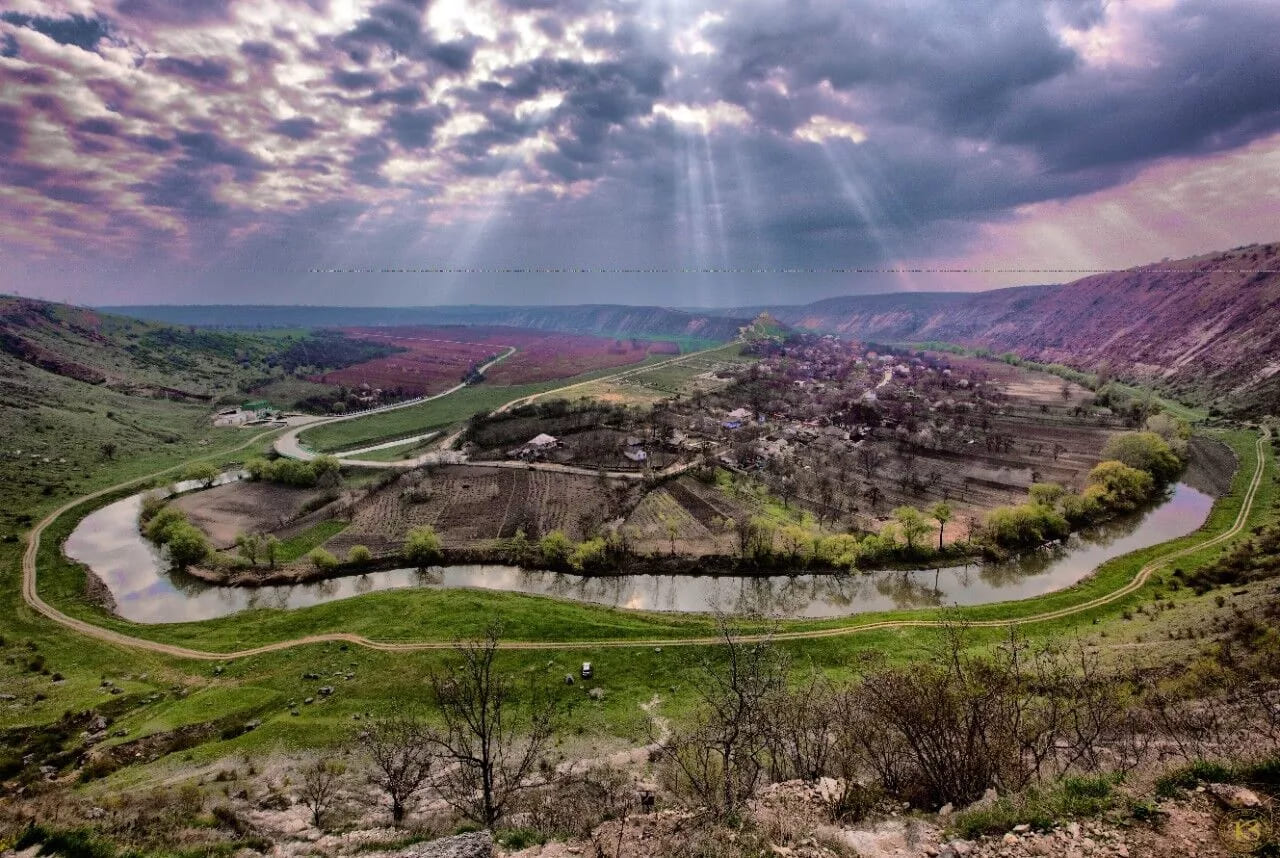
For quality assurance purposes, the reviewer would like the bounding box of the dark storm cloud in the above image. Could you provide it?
[130,133,174,153]
[272,116,319,140]
[75,117,121,136]
[332,68,382,89]
[0,12,111,51]
[386,105,448,149]
[5,0,1280,306]
[0,105,26,158]
[240,40,283,64]
[348,135,393,186]
[333,0,475,73]
[365,84,424,106]
[152,56,231,83]
[990,0,1280,171]
[114,0,234,26]
[133,167,229,218]
[709,0,1083,134]
[174,130,265,180]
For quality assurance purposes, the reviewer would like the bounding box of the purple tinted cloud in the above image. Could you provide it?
[0,0,1278,306]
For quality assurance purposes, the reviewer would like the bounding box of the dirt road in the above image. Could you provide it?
[21,423,1268,661]
[272,346,517,466]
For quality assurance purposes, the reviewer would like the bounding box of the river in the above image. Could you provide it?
[62,479,1215,624]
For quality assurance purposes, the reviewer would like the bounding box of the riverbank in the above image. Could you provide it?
[25,427,1266,654]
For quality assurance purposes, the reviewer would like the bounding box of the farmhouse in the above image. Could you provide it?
[508,432,561,460]
[213,408,253,427]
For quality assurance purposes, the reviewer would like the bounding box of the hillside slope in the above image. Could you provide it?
[769,244,1280,413]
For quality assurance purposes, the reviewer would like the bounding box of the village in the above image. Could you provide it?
[452,331,1126,546]
[166,330,1153,586]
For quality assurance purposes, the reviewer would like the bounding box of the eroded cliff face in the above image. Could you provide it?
[769,243,1280,413]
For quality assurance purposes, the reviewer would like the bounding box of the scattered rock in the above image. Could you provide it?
[1207,782,1262,809]
[379,830,492,858]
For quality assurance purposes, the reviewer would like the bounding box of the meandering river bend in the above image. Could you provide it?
[64,480,1214,623]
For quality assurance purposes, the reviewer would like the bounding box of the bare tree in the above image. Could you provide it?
[857,447,884,481]
[298,756,346,829]
[359,716,433,825]
[659,619,788,817]
[426,621,563,827]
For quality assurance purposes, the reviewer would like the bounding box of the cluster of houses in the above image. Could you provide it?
[212,400,276,427]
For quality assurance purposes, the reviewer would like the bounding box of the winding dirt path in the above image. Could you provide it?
[21,427,1268,661]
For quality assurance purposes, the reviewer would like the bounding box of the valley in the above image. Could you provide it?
[1,245,1278,858]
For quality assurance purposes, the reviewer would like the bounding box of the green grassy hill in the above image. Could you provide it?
[0,296,393,533]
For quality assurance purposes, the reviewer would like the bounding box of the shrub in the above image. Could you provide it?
[538,530,573,568]
[403,525,443,567]
[1086,460,1156,512]
[569,537,608,571]
[181,462,220,487]
[983,503,1069,549]
[1102,431,1182,482]
[308,548,339,571]
[1028,482,1066,508]
[347,544,373,565]
[166,523,211,568]
[143,505,187,543]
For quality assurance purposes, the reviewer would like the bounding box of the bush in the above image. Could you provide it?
[538,531,573,568]
[245,455,341,488]
[1102,431,1182,483]
[181,462,220,487]
[403,525,442,567]
[166,523,211,568]
[143,505,187,543]
[569,537,608,571]
[983,503,1069,549]
[309,548,339,571]
[1087,460,1156,512]
[347,544,373,565]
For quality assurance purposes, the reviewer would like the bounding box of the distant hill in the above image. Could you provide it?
[101,304,749,343]
[99,241,1280,414]
[761,245,1280,415]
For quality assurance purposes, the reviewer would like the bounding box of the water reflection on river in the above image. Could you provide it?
[64,482,1214,624]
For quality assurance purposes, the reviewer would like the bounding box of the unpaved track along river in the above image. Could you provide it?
[23,420,1268,660]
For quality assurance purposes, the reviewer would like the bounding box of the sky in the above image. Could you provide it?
[1,0,1279,308]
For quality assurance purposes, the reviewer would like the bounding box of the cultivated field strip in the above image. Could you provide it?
[22,430,1268,661]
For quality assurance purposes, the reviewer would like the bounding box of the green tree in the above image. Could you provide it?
[1144,413,1191,456]
[929,501,953,551]
[347,544,372,565]
[404,525,443,567]
[569,537,608,571]
[144,506,188,544]
[235,531,261,566]
[182,462,219,488]
[1086,460,1155,511]
[263,535,281,569]
[311,454,342,487]
[245,457,276,481]
[166,523,211,568]
[1028,482,1065,509]
[309,548,339,572]
[1101,431,1181,482]
[892,506,931,552]
[538,530,573,567]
